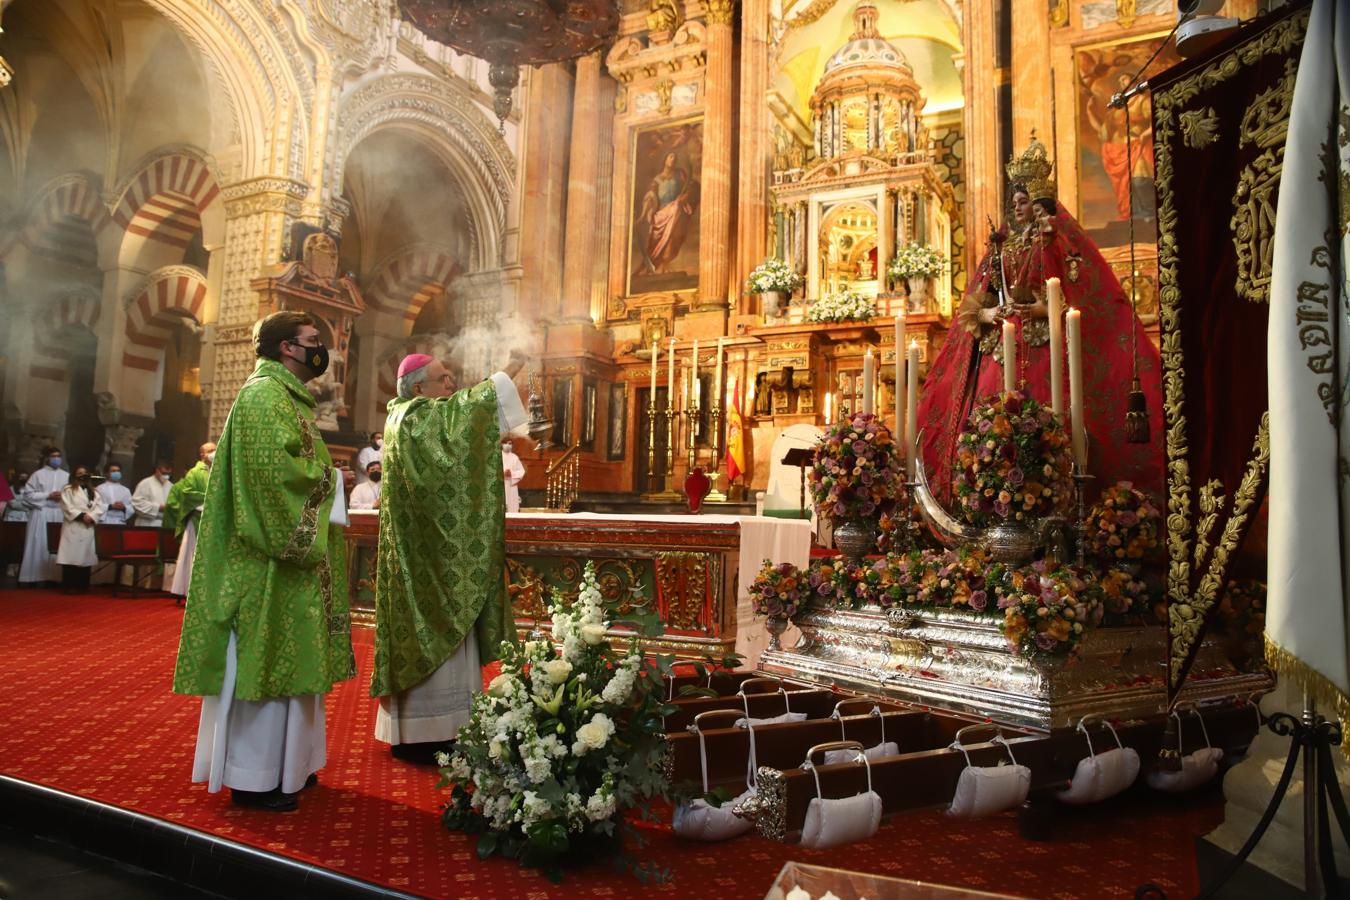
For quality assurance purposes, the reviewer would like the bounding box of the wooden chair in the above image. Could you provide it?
[95,526,163,597]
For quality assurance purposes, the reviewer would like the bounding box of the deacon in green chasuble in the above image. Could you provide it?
[165,441,216,598]
[371,352,527,762]
[173,311,354,812]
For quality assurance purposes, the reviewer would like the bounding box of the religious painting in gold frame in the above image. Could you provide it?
[626,117,703,297]
[1072,31,1180,249]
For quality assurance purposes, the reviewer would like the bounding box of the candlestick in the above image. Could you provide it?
[667,337,676,396]
[1002,320,1017,394]
[1046,278,1064,418]
[906,341,919,479]
[714,337,724,410]
[1066,308,1087,473]
[862,348,875,415]
[894,311,906,441]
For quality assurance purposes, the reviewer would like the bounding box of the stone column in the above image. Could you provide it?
[734,0,771,315]
[517,65,575,323]
[959,0,1004,275]
[206,177,310,437]
[878,188,895,290]
[560,52,604,323]
[1011,0,1052,149]
[697,0,737,309]
[102,425,144,473]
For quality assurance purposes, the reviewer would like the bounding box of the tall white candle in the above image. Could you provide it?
[681,363,689,411]
[690,338,699,407]
[906,341,920,479]
[824,391,832,422]
[1066,308,1087,473]
[894,311,906,440]
[862,348,875,415]
[666,337,676,402]
[1047,278,1064,418]
[650,341,659,396]
[1002,320,1017,394]
[714,337,725,410]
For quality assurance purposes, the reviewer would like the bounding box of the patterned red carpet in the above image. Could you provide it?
[0,589,1226,899]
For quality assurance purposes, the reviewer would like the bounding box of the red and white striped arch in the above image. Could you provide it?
[122,268,208,372]
[18,175,114,266]
[28,287,103,382]
[366,247,459,329]
[113,153,223,264]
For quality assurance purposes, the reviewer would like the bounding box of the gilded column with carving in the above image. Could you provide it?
[560,52,604,322]
[698,0,736,309]
[734,0,770,316]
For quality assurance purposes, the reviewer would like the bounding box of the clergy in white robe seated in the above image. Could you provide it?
[131,462,173,527]
[58,466,105,593]
[370,351,527,765]
[349,461,381,510]
[19,448,69,585]
[96,463,133,525]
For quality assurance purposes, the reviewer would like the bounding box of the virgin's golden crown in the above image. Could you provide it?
[1005,132,1056,201]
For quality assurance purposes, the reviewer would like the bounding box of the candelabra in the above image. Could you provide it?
[641,398,681,501]
[706,404,726,502]
[684,399,701,472]
[1072,468,1094,566]
[645,401,658,482]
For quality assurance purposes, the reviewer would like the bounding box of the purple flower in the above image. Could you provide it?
[969,590,989,611]
[978,418,994,434]
[1018,417,1039,434]
[1035,632,1058,651]
[997,593,1017,609]
[1007,467,1025,485]
[993,500,1011,518]
[834,501,846,515]
[1117,511,1139,528]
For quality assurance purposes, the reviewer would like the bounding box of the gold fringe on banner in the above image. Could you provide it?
[1264,636,1350,757]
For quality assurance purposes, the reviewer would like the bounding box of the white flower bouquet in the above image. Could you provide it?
[805,290,875,323]
[440,562,675,882]
[746,257,804,295]
[886,243,946,281]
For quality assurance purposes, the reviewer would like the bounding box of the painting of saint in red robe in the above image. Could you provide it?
[628,120,702,295]
[1075,36,1179,248]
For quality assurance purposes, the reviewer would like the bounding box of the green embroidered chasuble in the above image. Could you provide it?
[173,358,354,701]
[370,380,512,697]
[165,461,209,537]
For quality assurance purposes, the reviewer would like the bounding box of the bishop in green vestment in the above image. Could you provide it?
[371,352,526,759]
[173,311,354,811]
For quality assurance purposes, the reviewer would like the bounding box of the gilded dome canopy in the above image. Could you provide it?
[822,2,911,76]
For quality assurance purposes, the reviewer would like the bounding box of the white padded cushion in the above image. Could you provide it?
[799,790,882,849]
[735,711,808,728]
[823,741,899,766]
[1057,747,1140,805]
[1146,747,1223,793]
[672,788,755,841]
[948,764,1031,818]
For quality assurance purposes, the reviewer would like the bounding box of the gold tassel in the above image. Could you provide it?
[1265,636,1350,758]
[1155,714,1183,772]
[1125,377,1150,444]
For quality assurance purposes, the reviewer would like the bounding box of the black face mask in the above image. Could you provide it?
[369,471,382,483]
[290,342,330,378]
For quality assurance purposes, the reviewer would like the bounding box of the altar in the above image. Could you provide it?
[344,511,811,663]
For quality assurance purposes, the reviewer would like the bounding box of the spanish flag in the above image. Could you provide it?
[725,376,746,482]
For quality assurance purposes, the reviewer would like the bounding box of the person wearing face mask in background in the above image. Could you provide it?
[58,466,105,594]
[501,437,525,514]
[166,442,218,598]
[349,461,382,510]
[132,461,173,528]
[19,447,69,586]
[3,472,30,524]
[97,463,133,525]
[173,310,354,812]
[354,432,382,484]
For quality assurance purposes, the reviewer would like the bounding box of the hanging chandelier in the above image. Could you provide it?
[396,0,619,127]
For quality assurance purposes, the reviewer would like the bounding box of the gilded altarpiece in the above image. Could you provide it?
[1148,5,1308,699]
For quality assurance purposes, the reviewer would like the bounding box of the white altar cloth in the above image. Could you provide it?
[508,512,812,667]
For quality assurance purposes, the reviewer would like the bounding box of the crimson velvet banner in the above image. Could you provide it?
[1149,3,1310,703]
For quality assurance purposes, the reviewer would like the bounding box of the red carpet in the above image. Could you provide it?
[0,589,1226,899]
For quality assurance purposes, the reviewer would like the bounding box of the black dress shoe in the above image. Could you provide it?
[230,788,298,812]
[303,773,318,790]
[390,741,451,766]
